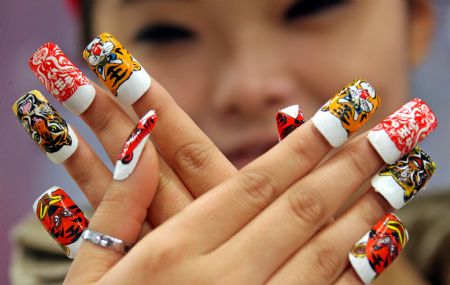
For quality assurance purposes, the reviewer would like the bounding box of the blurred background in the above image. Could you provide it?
[1,0,450,284]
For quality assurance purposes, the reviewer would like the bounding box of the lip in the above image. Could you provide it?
[224,136,279,169]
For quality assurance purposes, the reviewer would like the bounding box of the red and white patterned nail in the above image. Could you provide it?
[276,104,305,141]
[29,42,95,115]
[368,98,437,164]
[349,213,408,285]
[114,110,158,181]
[33,186,89,259]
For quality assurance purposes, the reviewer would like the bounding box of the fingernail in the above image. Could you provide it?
[12,90,78,164]
[114,110,158,181]
[276,104,305,141]
[83,32,152,105]
[368,98,437,164]
[29,42,95,115]
[33,186,89,259]
[372,146,436,209]
[349,213,408,285]
[312,79,380,147]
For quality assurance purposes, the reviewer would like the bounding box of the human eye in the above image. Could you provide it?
[283,0,348,22]
[134,22,195,45]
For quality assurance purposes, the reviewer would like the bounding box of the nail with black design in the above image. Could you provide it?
[12,90,78,164]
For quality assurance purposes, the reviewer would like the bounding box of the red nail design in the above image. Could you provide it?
[33,186,89,258]
[276,105,305,141]
[368,98,437,164]
[349,213,408,284]
[29,42,95,114]
[114,110,158,180]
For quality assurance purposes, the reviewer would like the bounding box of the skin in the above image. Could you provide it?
[53,0,434,284]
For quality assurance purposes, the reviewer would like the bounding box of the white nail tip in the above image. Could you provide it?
[62,84,96,115]
[279,104,300,118]
[116,67,152,105]
[367,130,401,164]
[46,125,78,164]
[312,109,349,147]
[113,135,148,181]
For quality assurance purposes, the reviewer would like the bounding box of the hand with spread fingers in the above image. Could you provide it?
[15,38,438,285]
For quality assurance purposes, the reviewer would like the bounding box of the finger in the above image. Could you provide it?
[267,190,392,285]
[65,114,160,284]
[334,267,364,285]
[147,79,379,254]
[82,33,237,197]
[211,97,436,279]
[28,41,195,222]
[12,90,110,207]
[214,132,384,282]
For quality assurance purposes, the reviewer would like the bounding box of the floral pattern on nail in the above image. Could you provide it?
[13,90,72,154]
[379,147,436,203]
[35,187,89,257]
[350,213,408,282]
[276,105,305,140]
[372,98,437,155]
[83,33,142,95]
[29,42,90,102]
[321,78,380,135]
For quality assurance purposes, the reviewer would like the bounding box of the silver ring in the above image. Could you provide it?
[82,229,133,254]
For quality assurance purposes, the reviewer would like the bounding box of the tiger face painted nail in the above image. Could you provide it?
[29,42,95,115]
[83,33,151,105]
[114,110,158,181]
[12,90,78,164]
[372,147,436,209]
[312,79,380,147]
[349,213,408,285]
[33,186,89,258]
[276,105,305,141]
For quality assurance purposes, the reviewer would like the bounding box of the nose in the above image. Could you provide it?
[211,33,297,122]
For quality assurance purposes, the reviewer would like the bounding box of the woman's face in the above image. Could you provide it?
[92,0,416,168]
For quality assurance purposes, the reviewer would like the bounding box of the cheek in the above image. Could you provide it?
[285,1,410,126]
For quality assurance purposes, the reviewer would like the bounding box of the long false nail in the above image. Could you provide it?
[349,213,408,285]
[12,90,78,164]
[114,110,158,181]
[372,146,436,209]
[312,78,380,147]
[29,42,95,115]
[368,98,437,164]
[83,32,152,105]
[33,186,89,259]
[276,104,305,141]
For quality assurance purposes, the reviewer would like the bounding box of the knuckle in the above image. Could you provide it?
[287,187,325,225]
[345,148,371,179]
[312,240,341,278]
[173,140,214,175]
[287,134,316,165]
[148,239,186,268]
[238,171,277,211]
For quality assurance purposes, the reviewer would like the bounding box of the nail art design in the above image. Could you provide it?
[349,213,408,285]
[372,147,436,209]
[368,98,437,164]
[83,32,151,105]
[312,79,380,147]
[276,104,305,141]
[12,90,78,164]
[29,42,95,115]
[33,186,89,259]
[114,110,158,180]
